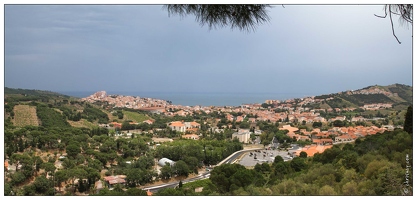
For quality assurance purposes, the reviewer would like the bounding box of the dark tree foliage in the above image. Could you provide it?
[33,175,53,194]
[82,104,109,124]
[164,5,272,32]
[210,163,264,193]
[332,120,344,127]
[273,155,284,164]
[403,105,412,134]
[59,106,82,121]
[66,142,81,158]
[299,151,307,158]
[36,104,71,128]
[290,157,306,172]
[154,188,185,196]
[312,121,322,128]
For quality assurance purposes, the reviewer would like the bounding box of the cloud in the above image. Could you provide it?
[4,5,412,95]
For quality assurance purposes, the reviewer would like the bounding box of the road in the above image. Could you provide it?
[141,148,262,193]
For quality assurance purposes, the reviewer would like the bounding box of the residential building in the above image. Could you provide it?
[103,175,126,188]
[232,131,251,143]
[182,134,200,140]
[168,121,201,133]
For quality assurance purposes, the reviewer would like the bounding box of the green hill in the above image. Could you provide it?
[314,84,412,110]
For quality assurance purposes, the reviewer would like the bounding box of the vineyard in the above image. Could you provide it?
[12,105,39,127]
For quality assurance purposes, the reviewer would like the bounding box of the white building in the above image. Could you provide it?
[232,131,251,143]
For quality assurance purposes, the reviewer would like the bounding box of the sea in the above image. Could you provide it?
[59,91,317,107]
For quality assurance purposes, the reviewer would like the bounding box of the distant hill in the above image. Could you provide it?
[313,83,412,109]
[4,87,71,97]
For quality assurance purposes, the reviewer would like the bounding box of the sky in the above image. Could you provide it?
[3,2,414,98]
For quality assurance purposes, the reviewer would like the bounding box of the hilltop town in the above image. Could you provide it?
[82,85,401,124]
[78,85,408,156]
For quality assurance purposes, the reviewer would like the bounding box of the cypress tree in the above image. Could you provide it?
[404,105,412,134]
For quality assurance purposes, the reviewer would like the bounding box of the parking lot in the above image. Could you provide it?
[237,146,300,167]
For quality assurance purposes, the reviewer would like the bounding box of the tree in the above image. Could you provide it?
[164,5,272,32]
[333,120,344,127]
[374,4,413,44]
[33,175,53,194]
[318,185,337,195]
[23,184,36,196]
[126,168,143,187]
[342,181,359,195]
[159,163,173,180]
[41,162,56,177]
[210,164,245,193]
[66,143,81,158]
[261,139,270,148]
[173,160,190,177]
[273,155,284,164]
[165,4,412,43]
[290,157,306,172]
[403,105,412,134]
[10,172,26,186]
[312,121,322,128]
[299,151,307,158]
[55,170,69,192]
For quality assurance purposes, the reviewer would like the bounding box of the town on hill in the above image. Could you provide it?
[3,83,413,196]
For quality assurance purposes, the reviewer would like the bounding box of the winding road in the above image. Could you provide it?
[141,148,262,193]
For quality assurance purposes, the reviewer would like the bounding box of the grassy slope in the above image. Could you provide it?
[122,111,151,123]
[68,119,98,129]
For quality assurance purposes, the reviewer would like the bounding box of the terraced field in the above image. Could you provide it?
[13,105,39,127]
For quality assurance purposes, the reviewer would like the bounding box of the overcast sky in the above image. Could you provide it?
[4,4,413,96]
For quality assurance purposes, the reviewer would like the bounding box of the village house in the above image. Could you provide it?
[335,134,354,143]
[312,138,333,145]
[103,175,127,189]
[168,121,201,133]
[182,133,200,140]
[175,110,188,116]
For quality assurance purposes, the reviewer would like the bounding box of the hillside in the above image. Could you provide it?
[5,87,69,96]
[313,83,412,110]
[5,88,105,128]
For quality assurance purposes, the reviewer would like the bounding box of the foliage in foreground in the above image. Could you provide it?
[156,129,413,196]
